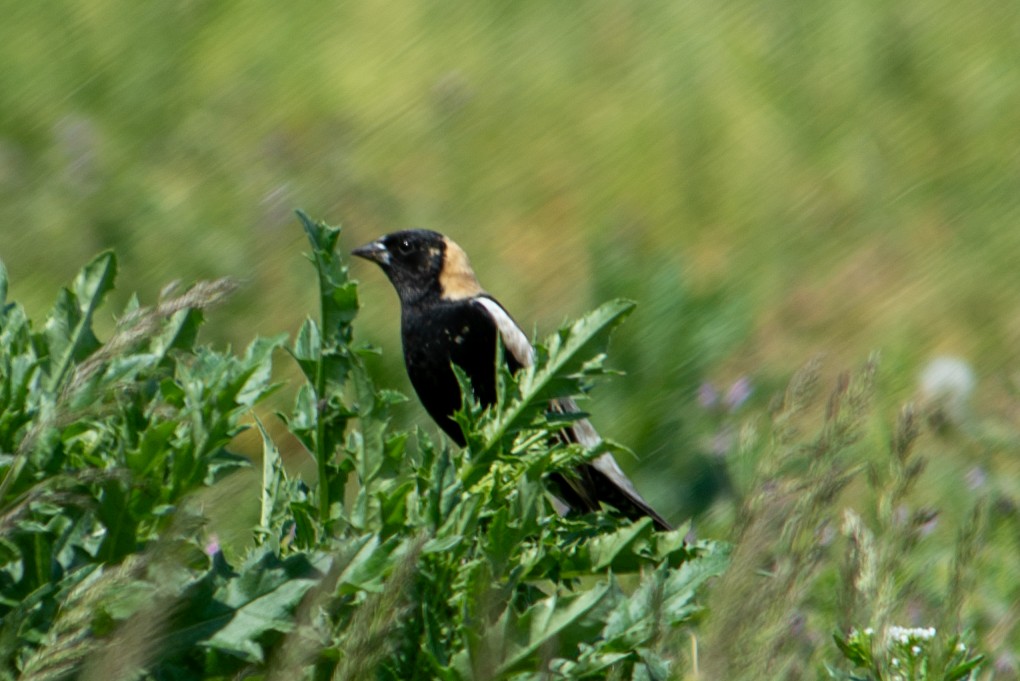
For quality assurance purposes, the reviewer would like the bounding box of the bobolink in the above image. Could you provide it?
[353,230,671,531]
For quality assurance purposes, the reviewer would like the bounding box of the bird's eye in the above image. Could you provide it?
[396,239,413,255]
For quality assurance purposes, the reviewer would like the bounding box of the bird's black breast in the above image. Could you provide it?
[401,298,505,444]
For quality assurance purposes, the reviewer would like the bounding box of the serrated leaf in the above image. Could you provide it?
[204,577,319,662]
[463,299,635,486]
[255,416,284,541]
[150,308,202,359]
[548,646,633,679]
[44,251,117,391]
[334,535,402,594]
[202,550,328,662]
[633,647,671,681]
[497,581,618,675]
[658,547,729,624]
[288,317,321,382]
[588,518,654,571]
[515,298,634,406]
[296,210,357,339]
[600,549,728,652]
[236,334,286,407]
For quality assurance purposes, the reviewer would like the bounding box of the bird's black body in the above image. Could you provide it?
[353,229,671,530]
[401,295,522,445]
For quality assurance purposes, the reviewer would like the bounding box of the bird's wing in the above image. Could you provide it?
[472,296,536,369]
[471,296,672,530]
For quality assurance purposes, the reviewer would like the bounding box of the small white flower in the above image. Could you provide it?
[888,624,936,644]
[912,645,921,655]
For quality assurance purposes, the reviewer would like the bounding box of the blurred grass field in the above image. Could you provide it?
[2,0,1020,670]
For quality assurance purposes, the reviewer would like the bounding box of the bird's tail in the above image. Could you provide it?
[549,397,673,531]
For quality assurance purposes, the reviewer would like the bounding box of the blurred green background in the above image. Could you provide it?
[2,0,1020,530]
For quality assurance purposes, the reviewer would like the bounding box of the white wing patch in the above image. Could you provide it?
[473,296,536,368]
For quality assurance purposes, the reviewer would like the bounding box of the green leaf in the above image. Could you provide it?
[334,535,402,595]
[255,416,284,543]
[202,550,328,663]
[296,210,358,341]
[288,318,321,383]
[43,251,117,392]
[150,308,203,360]
[633,647,671,681]
[236,334,286,407]
[833,633,870,667]
[422,535,462,554]
[517,297,634,405]
[496,581,618,675]
[548,647,633,679]
[945,655,984,681]
[587,518,654,571]
[463,299,635,486]
[657,546,730,624]
[284,383,318,454]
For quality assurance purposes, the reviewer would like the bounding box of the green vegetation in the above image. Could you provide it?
[0,218,727,679]
[1,1,1018,676]
[0,217,1001,678]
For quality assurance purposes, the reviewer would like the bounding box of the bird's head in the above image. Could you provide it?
[352,229,483,305]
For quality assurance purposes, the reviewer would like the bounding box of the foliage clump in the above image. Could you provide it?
[0,215,725,680]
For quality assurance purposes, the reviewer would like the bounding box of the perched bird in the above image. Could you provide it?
[352,229,671,531]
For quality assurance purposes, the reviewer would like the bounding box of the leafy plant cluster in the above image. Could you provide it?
[833,626,982,681]
[0,215,727,680]
[699,357,990,680]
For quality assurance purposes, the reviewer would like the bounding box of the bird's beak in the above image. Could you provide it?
[351,240,390,266]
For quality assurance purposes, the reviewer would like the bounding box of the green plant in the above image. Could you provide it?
[0,215,727,680]
[690,356,996,680]
[0,251,282,678]
[832,626,983,681]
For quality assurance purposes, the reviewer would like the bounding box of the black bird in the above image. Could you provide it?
[352,229,671,531]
